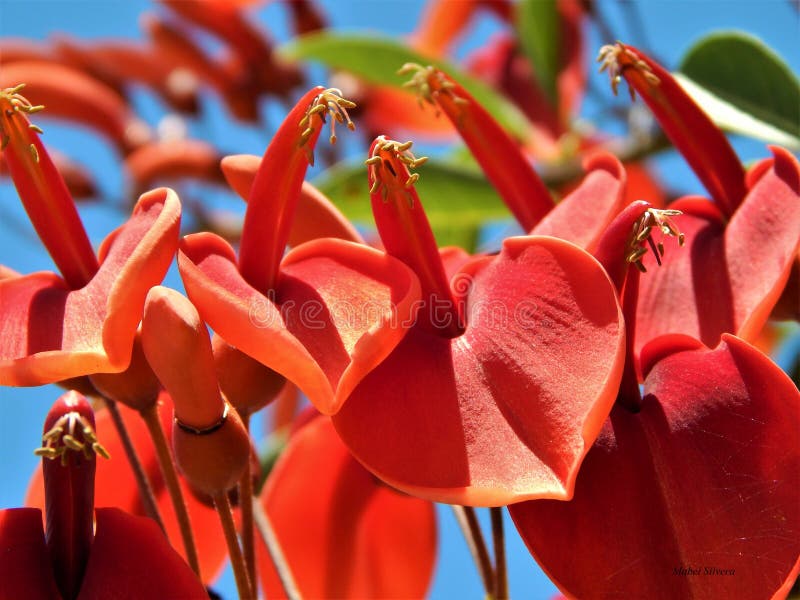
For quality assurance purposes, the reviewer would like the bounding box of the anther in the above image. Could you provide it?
[625,207,685,272]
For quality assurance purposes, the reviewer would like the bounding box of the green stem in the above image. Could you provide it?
[451,505,495,597]
[104,399,165,534]
[491,507,508,600]
[140,404,200,577]
[252,496,302,600]
[239,413,256,591]
[215,492,254,600]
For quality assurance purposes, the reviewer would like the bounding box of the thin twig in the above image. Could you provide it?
[216,492,255,600]
[451,505,495,597]
[239,413,257,590]
[140,404,200,577]
[491,507,508,600]
[104,399,166,533]
[252,497,302,600]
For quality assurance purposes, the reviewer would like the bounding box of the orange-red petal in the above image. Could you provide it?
[333,236,624,505]
[510,335,800,599]
[0,187,180,385]
[179,233,421,415]
[258,415,436,599]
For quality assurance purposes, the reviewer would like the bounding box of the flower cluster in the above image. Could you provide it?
[0,2,798,599]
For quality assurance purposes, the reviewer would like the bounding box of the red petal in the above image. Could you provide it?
[258,416,436,599]
[407,66,553,230]
[124,140,223,197]
[636,148,800,357]
[220,154,364,245]
[531,152,627,252]
[333,236,624,505]
[179,233,420,415]
[78,508,206,599]
[0,508,61,599]
[510,335,800,599]
[0,188,180,385]
[600,43,746,215]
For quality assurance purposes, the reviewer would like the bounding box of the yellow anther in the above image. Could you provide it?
[298,87,356,163]
[367,136,428,205]
[28,144,39,163]
[34,411,110,462]
[597,43,660,100]
[625,207,685,272]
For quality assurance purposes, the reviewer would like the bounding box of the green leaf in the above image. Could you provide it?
[312,158,512,252]
[514,0,560,105]
[678,31,800,149]
[279,32,532,139]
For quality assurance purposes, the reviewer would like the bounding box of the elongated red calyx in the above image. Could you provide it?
[597,42,747,216]
[35,391,109,600]
[399,64,553,230]
[367,136,462,337]
[239,86,356,294]
[141,286,250,496]
[0,84,98,289]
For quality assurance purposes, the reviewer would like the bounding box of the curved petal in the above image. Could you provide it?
[258,415,436,599]
[510,335,800,600]
[0,508,61,599]
[78,508,206,599]
[635,148,800,357]
[179,233,421,414]
[334,236,625,505]
[531,152,626,252]
[0,187,180,385]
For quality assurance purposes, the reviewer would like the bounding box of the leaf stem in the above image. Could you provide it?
[104,398,166,534]
[451,505,495,598]
[252,496,302,600]
[140,403,200,577]
[491,507,508,600]
[215,492,254,600]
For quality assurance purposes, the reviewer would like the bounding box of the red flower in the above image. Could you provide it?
[178,86,421,415]
[597,44,800,364]
[509,334,800,599]
[2,391,206,599]
[258,412,437,599]
[332,136,625,506]
[0,85,180,386]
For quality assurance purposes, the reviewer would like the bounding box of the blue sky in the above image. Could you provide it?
[1,1,798,598]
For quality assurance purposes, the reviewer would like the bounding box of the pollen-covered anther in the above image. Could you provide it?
[34,411,110,465]
[1,83,46,148]
[399,63,466,115]
[597,42,660,100]
[365,136,428,205]
[298,87,356,164]
[625,207,684,272]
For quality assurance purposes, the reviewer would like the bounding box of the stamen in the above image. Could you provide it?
[597,42,660,100]
[399,62,466,119]
[298,88,356,164]
[34,411,110,463]
[625,207,685,272]
[365,136,428,207]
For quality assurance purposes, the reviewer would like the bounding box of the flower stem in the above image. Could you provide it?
[239,413,256,591]
[491,507,508,600]
[104,398,166,534]
[252,496,302,600]
[451,505,494,598]
[215,492,254,600]
[140,403,200,577]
